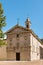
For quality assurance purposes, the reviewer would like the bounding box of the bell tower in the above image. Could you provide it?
[25,18,31,29]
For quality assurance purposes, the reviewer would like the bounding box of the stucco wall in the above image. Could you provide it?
[30,34,40,60]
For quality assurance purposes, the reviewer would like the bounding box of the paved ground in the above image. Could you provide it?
[0,60,43,65]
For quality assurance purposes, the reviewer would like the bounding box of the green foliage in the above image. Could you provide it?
[0,30,4,38]
[0,40,6,46]
[0,3,6,30]
[0,16,6,29]
[0,3,6,46]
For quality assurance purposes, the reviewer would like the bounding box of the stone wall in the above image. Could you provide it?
[7,31,31,61]
[0,45,7,60]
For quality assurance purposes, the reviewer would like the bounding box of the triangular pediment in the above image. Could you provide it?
[5,25,28,34]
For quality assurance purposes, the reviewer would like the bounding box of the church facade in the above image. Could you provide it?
[0,18,43,61]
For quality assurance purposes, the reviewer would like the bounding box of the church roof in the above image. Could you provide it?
[5,24,29,34]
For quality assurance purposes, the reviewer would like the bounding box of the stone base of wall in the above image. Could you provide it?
[0,60,43,65]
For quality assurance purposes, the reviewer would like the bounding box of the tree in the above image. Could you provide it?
[0,3,6,46]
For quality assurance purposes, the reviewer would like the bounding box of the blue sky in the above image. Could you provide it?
[0,0,43,38]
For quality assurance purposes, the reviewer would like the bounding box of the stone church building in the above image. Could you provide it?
[0,18,43,61]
